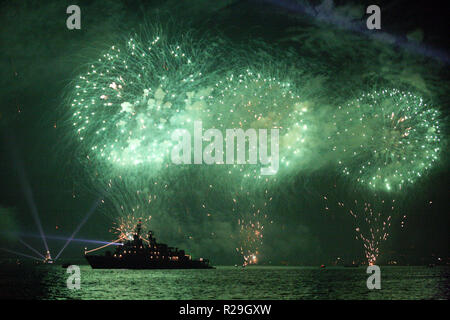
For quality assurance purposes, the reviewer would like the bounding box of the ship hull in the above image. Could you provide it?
[85,255,213,269]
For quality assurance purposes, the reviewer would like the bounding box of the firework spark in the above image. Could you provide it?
[68,32,213,173]
[330,89,441,192]
[111,215,152,241]
[324,190,399,265]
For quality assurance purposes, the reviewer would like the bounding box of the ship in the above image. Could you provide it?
[43,251,53,264]
[85,221,213,269]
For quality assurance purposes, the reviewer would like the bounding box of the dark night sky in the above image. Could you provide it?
[0,0,448,265]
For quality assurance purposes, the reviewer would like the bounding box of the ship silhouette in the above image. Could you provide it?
[85,220,213,269]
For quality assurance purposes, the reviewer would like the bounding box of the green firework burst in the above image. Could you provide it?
[68,33,212,171]
[331,88,441,192]
[200,69,312,179]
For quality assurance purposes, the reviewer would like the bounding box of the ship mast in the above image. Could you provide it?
[135,219,142,237]
[132,219,142,245]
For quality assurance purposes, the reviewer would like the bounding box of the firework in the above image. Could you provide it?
[323,189,404,265]
[189,68,311,262]
[237,218,264,266]
[67,31,214,173]
[232,186,273,265]
[330,89,441,192]
[111,215,152,241]
[201,69,314,179]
